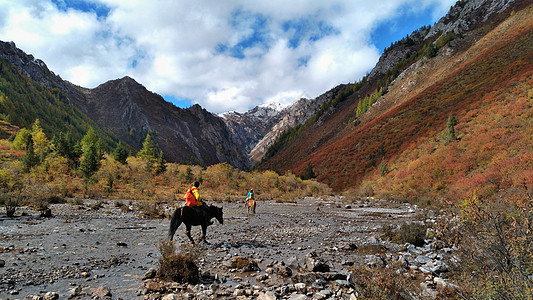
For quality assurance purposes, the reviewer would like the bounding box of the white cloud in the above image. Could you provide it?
[0,0,455,113]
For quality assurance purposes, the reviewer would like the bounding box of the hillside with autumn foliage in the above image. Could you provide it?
[259,3,533,205]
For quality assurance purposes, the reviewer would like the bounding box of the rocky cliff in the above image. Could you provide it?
[66,77,250,169]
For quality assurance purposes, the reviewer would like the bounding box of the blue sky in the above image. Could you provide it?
[0,0,455,113]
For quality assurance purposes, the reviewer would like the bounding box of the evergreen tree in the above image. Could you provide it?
[301,163,316,180]
[137,133,157,161]
[444,113,457,144]
[22,136,38,172]
[154,152,167,175]
[51,131,82,166]
[81,127,102,159]
[113,142,129,164]
[79,143,99,178]
[427,42,438,58]
[12,128,32,150]
[31,120,49,160]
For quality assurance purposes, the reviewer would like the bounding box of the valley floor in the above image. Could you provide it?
[1,197,447,299]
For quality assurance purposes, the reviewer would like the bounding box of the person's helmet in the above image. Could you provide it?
[194,181,200,187]
[250,188,253,192]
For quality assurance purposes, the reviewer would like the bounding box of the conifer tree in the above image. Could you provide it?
[113,142,129,165]
[154,152,167,175]
[301,163,316,180]
[138,133,157,161]
[79,143,99,178]
[31,119,49,160]
[444,113,457,144]
[12,128,31,151]
[51,131,82,166]
[22,136,38,172]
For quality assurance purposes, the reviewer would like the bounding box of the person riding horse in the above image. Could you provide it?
[246,188,254,205]
[246,188,256,213]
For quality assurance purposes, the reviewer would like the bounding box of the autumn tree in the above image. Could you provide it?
[138,133,159,173]
[154,152,167,175]
[12,128,31,151]
[31,119,49,160]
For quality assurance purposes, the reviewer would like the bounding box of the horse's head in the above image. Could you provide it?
[209,205,224,225]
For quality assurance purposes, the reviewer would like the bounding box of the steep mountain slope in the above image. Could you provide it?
[0,41,116,147]
[220,87,341,165]
[0,41,250,169]
[258,0,533,199]
[67,78,249,169]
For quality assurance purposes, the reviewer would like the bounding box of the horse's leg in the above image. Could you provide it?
[201,224,209,244]
[168,209,182,241]
[252,202,256,214]
[185,224,195,244]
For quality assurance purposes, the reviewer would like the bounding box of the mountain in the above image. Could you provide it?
[257,0,533,201]
[0,41,117,148]
[0,41,249,169]
[66,77,249,169]
[220,89,340,165]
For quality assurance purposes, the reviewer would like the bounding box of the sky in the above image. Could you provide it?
[0,0,456,113]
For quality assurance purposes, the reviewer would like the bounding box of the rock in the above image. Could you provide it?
[294,282,307,293]
[116,242,127,247]
[68,286,82,298]
[415,255,433,265]
[256,273,269,281]
[44,292,59,300]
[92,286,112,298]
[162,294,180,300]
[0,259,5,267]
[293,273,325,284]
[305,256,330,272]
[364,255,386,268]
[257,291,278,300]
[142,268,157,280]
[277,265,293,277]
[287,294,308,300]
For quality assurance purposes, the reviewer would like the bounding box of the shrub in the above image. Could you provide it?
[382,222,426,247]
[349,266,421,299]
[137,199,166,218]
[157,240,199,284]
[445,188,533,298]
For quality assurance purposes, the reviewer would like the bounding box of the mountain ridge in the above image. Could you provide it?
[257,0,533,198]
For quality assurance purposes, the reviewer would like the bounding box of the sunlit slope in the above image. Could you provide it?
[262,6,533,199]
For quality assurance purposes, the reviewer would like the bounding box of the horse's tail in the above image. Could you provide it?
[168,207,183,241]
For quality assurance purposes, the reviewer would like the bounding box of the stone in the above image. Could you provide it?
[305,257,330,272]
[256,273,269,281]
[0,259,5,267]
[277,266,293,277]
[68,286,82,298]
[92,286,112,298]
[162,294,180,300]
[287,294,308,300]
[43,292,59,300]
[257,291,278,300]
[294,282,307,293]
[364,255,386,267]
[142,268,157,280]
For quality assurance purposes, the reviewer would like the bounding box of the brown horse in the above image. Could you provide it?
[246,199,256,214]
